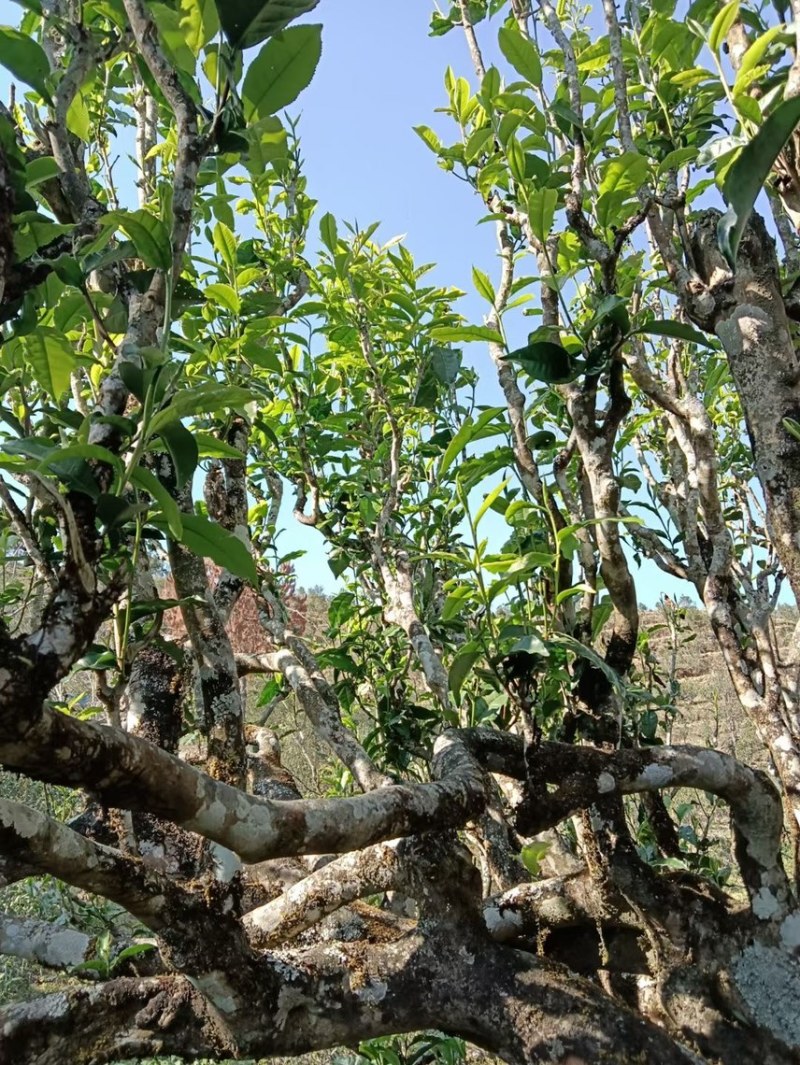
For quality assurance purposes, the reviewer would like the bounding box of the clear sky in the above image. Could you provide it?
[1,0,693,604]
[296,1,502,292]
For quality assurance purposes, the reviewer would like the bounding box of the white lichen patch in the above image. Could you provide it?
[596,771,616,794]
[2,991,69,1033]
[235,803,275,847]
[201,797,228,830]
[190,971,238,1015]
[40,928,89,968]
[355,980,388,1005]
[780,913,800,951]
[773,733,794,753]
[737,688,763,711]
[0,802,40,840]
[27,624,75,658]
[235,790,261,822]
[732,942,800,1047]
[751,886,781,921]
[139,841,166,862]
[639,763,674,788]
[483,904,523,941]
[275,985,318,1029]
[210,843,241,883]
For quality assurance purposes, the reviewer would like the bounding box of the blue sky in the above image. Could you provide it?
[296,1,498,278]
[1,0,694,604]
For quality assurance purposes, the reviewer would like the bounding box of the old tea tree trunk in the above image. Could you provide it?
[2,0,800,1063]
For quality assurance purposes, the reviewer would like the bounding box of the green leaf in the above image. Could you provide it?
[475,478,510,527]
[205,282,241,314]
[440,416,474,477]
[176,513,257,582]
[149,385,253,434]
[590,294,630,335]
[1,438,57,462]
[449,647,480,703]
[212,221,237,272]
[38,444,123,478]
[529,429,556,448]
[431,347,461,385]
[413,125,443,154]
[328,554,349,578]
[497,25,542,87]
[180,0,220,53]
[472,266,495,304]
[526,186,558,243]
[554,632,625,697]
[479,65,501,110]
[21,329,76,398]
[319,211,338,254]
[25,156,59,188]
[465,126,494,162]
[733,23,784,95]
[241,24,322,122]
[549,100,582,133]
[118,361,148,404]
[718,95,800,268]
[242,115,288,173]
[13,211,74,260]
[520,840,551,876]
[95,494,144,530]
[510,633,549,657]
[131,466,183,538]
[504,341,573,383]
[506,137,526,184]
[656,147,697,176]
[0,27,53,105]
[71,960,108,976]
[242,336,282,372]
[708,0,739,54]
[430,325,504,345]
[194,432,246,458]
[257,677,282,706]
[106,210,172,271]
[631,319,716,349]
[596,152,649,229]
[66,89,91,141]
[734,93,761,126]
[784,417,800,443]
[9,0,43,13]
[149,3,197,72]
[51,255,84,288]
[216,0,319,49]
[111,942,157,968]
[48,459,100,498]
[75,646,118,671]
[156,422,199,488]
[0,440,102,497]
[555,583,594,605]
[441,585,475,622]
[598,149,648,196]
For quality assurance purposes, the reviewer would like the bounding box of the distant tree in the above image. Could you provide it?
[3,1,800,1063]
[161,561,307,653]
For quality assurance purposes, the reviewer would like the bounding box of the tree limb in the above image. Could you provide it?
[0,718,486,862]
